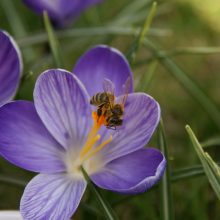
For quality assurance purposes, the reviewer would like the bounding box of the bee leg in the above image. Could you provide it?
[106,126,116,130]
[97,106,103,122]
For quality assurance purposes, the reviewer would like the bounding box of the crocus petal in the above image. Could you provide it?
[34,69,92,150]
[23,0,102,26]
[0,101,65,173]
[91,148,166,194]
[0,30,22,106]
[96,93,160,163]
[73,45,134,97]
[0,211,22,220]
[21,174,87,220]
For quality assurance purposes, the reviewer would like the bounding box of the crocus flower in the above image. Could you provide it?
[22,0,103,26]
[0,45,166,219]
[0,30,22,107]
[0,211,22,220]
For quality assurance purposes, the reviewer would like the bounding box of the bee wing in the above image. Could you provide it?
[120,77,131,107]
[103,78,115,94]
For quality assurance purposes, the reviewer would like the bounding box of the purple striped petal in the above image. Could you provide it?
[91,148,166,194]
[23,0,103,26]
[0,101,65,173]
[95,93,160,163]
[73,45,134,97]
[0,30,22,106]
[34,69,92,150]
[20,174,86,220]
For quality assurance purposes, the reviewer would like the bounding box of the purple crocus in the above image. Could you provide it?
[0,30,22,107]
[0,45,166,219]
[23,0,103,26]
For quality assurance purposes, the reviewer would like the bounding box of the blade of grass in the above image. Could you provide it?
[172,165,205,182]
[135,45,220,66]
[186,125,220,200]
[164,47,220,57]
[201,136,220,148]
[110,0,153,26]
[17,27,170,47]
[158,120,174,220]
[0,0,35,63]
[127,2,157,65]
[80,166,119,220]
[43,11,63,68]
[136,60,158,91]
[0,174,27,187]
[144,39,220,130]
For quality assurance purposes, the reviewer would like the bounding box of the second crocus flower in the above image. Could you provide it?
[0,30,22,107]
[23,0,104,26]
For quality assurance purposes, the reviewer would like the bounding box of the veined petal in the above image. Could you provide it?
[20,174,87,220]
[0,30,22,106]
[34,69,92,150]
[73,45,133,97]
[0,211,22,220]
[23,0,103,26]
[91,148,166,194]
[96,93,160,163]
[0,101,65,173]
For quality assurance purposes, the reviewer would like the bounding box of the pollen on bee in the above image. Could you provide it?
[92,111,105,126]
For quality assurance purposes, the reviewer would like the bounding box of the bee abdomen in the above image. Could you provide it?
[90,92,107,106]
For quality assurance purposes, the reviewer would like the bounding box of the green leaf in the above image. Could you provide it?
[80,166,119,220]
[43,11,63,68]
[144,39,220,130]
[127,2,157,65]
[186,125,220,200]
[158,120,174,220]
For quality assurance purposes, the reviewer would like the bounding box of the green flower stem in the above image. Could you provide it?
[158,120,174,220]
[80,166,119,220]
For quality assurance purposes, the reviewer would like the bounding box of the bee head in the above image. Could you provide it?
[109,117,123,126]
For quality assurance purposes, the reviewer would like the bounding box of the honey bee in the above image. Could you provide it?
[90,78,130,130]
[90,79,115,119]
[105,78,130,129]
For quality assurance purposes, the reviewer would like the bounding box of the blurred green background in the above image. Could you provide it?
[0,0,220,219]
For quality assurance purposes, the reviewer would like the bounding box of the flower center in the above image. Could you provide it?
[79,111,112,163]
[66,111,113,178]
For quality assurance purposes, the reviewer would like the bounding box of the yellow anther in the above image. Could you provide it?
[83,135,113,161]
[79,112,112,162]
[80,134,101,159]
